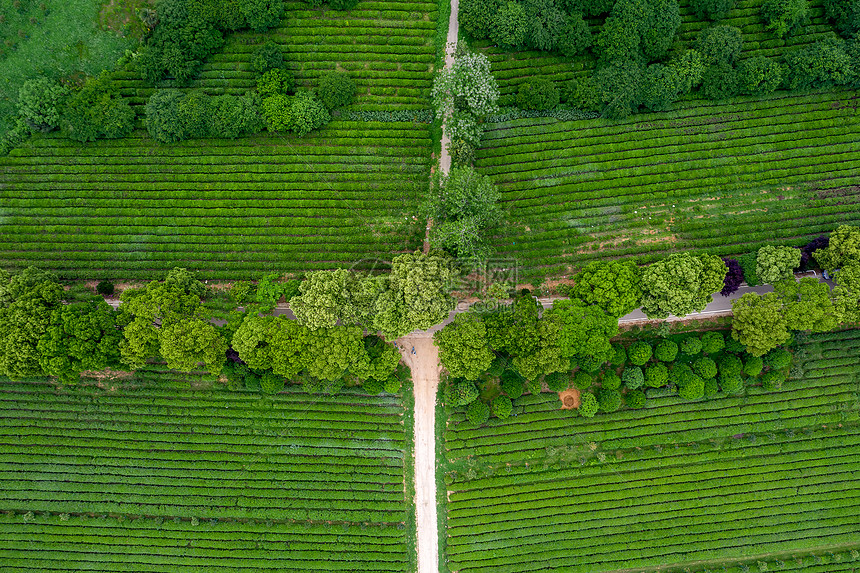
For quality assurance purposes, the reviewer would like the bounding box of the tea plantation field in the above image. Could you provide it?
[0,367,415,571]
[478,89,860,278]
[0,122,430,279]
[443,328,860,572]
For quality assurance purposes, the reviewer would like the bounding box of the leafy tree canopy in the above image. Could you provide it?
[569,259,642,318]
[731,292,791,356]
[641,252,727,319]
[435,312,494,380]
[546,298,619,361]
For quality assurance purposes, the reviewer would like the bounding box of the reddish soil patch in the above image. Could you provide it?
[559,388,581,410]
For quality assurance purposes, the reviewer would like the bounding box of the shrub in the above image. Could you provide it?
[701,331,725,354]
[762,0,810,38]
[601,372,622,390]
[317,71,356,110]
[692,0,735,20]
[725,337,745,354]
[467,400,491,425]
[63,75,135,143]
[681,336,703,355]
[516,78,560,110]
[654,340,678,363]
[251,41,284,74]
[765,348,792,370]
[557,12,592,57]
[598,388,622,413]
[719,354,743,377]
[610,343,627,367]
[362,377,384,394]
[260,372,285,394]
[257,69,295,97]
[492,395,513,419]
[178,92,211,138]
[721,258,744,296]
[824,0,860,35]
[738,252,760,286]
[17,77,69,133]
[644,363,669,388]
[678,374,705,400]
[744,355,764,377]
[704,377,720,396]
[384,376,402,394]
[625,389,646,408]
[500,370,525,399]
[700,61,739,99]
[544,371,569,392]
[573,371,593,390]
[693,357,718,379]
[736,56,783,94]
[696,25,743,65]
[627,341,653,366]
[491,1,529,49]
[578,392,598,417]
[96,281,115,296]
[761,370,786,391]
[210,93,263,139]
[622,366,645,390]
[720,373,744,394]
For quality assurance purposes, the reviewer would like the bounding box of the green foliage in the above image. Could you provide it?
[627,341,653,366]
[736,56,783,95]
[641,253,727,319]
[317,71,356,110]
[693,357,718,379]
[17,77,69,133]
[500,370,525,398]
[491,1,529,49]
[96,281,115,296]
[467,399,491,425]
[761,0,810,38]
[764,348,792,370]
[824,0,860,35]
[362,377,384,394]
[731,293,791,357]
[833,265,860,323]
[622,366,645,389]
[547,298,619,361]
[704,377,719,396]
[718,354,743,377]
[681,336,703,355]
[701,61,739,99]
[761,369,786,391]
[492,394,513,419]
[63,75,134,143]
[744,355,764,377]
[544,371,569,392]
[641,64,681,112]
[677,372,705,400]
[701,331,725,354]
[160,318,228,374]
[460,0,501,39]
[435,313,494,380]
[573,370,593,390]
[257,69,295,97]
[601,372,622,390]
[383,375,402,394]
[597,388,622,413]
[516,78,560,111]
[260,372,285,394]
[286,91,331,136]
[775,277,838,333]
[655,340,678,362]
[446,377,480,407]
[814,225,860,273]
[557,12,592,57]
[578,392,598,417]
[250,41,284,74]
[610,343,627,367]
[644,363,669,388]
[625,389,646,408]
[696,25,743,65]
[756,245,801,284]
[569,260,642,318]
[594,60,644,120]
[145,89,187,143]
[738,252,760,286]
[692,0,736,20]
[432,47,500,120]
[523,0,566,52]
[720,373,744,394]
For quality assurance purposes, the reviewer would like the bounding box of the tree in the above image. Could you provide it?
[467,400,491,425]
[644,363,669,388]
[833,264,860,323]
[460,0,501,40]
[289,268,368,330]
[693,357,717,379]
[546,299,619,361]
[63,74,135,143]
[17,77,69,133]
[145,89,187,143]
[692,0,735,20]
[655,339,678,362]
[736,56,783,94]
[37,299,122,383]
[317,71,356,110]
[731,292,791,356]
[0,267,63,379]
[761,0,809,38]
[784,38,853,91]
[523,0,566,52]
[287,91,330,136]
[814,225,860,272]
[158,318,227,374]
[557,12,592,57]
[434,313,494,380]
[303,326,366,382]
[232,315,307,376]
[622,366,645,389]
[492,394,513,419]
[257,69,295,97]
[625,389,646,408]
[695,25,743,65]
[491,1,529,50]
[510,314,566,381]
[824,0,860,35]
[756,245,801,284]
[578,392,598,417]
[627,341,653,366]
[774,277,838,333]
[597,388,622,412]
[701,331,725,354]
[242,0,284,31]
[721,258,744,296]
[516,78,560,110]
[569,260,643,318]
[641,64,681,112]
[250,41,284,73]
[594,60,644,120]
[431,47,500,120]
[641,252,726,319]
[639,0,681,61]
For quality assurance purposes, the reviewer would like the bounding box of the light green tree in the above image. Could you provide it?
[569,260,642,318]
[546,299,619,360]
[756,245,801,284]
[833,264,860,323]
[158,319,227,374]
[774,277,838,333]
[434,312,494,380]
[814,225,860,272]
[641,253,726,319]
[731,292,791,356]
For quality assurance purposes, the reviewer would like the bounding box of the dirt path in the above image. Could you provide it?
[397,334,440,573]
[438,0,459,176]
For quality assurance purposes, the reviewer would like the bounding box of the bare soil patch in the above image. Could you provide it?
[559,388,581,410]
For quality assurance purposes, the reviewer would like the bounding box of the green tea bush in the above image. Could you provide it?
[598,388,622,413]
[744,355,764,377]
[516,78,560,110]
[317,71,357,110]
[501,371,525,399]
[681,336,703,355]
[627,341,653,366]
[467,400,491,425]
[761,370,786,391]
[622,366,644,390]
[251,41,284,74]
[492,395,513,419]
[578,392,598,417]
[701,331,725,354]
[720,373,744,394]
[655,340,678,362]
[693,357,718,379]
[544,371,569,392]
[601,372,622,390]
[572,371,593,390]
[719,354,743,377]
[765,348,792,370]
[644,363,669,388]
[625,389,646,408]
